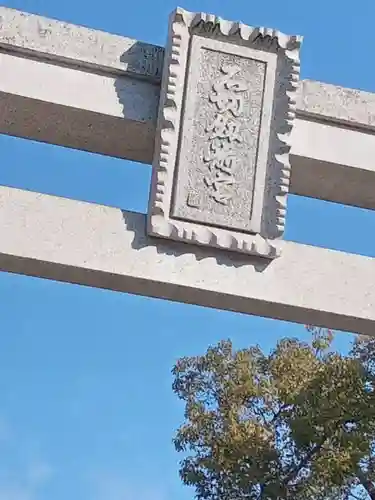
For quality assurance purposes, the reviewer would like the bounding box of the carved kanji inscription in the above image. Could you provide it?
[147,9,302,259]
[171,49,266,232]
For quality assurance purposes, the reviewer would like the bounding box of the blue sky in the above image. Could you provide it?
[0,0,374,499]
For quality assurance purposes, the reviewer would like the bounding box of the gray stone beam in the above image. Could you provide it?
[0,6,162,164]
[1,7,375,210]
[0,49,159,164]
[0,185,374,335]
[293,80,375,210]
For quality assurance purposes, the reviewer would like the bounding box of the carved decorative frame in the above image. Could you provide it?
[147,8,302,259]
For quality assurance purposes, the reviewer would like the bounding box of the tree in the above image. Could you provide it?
[172,327,375,500]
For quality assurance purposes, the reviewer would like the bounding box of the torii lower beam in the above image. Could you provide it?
[0,186,374,335]
[1,7,375,210]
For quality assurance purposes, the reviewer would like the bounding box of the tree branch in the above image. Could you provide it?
[282,439,326,487]
[284,415,366,491]
[271,404,292,423]
[350,492,365,500]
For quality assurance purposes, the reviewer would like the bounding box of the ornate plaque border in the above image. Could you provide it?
[147,8,302,259]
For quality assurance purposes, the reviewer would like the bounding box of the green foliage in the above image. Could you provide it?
[172,327,375,500]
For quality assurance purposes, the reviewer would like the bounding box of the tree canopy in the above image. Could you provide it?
[172,327,375,500]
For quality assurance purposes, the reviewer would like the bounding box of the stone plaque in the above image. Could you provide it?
[147,9,302,259]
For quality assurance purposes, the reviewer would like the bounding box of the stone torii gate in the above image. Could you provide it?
[0,6,374,334]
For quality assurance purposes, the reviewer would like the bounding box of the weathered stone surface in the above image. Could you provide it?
[148,8,302,259]
[2,186,375,336]
[296,80,375,131]
[172,43,266,232]
[6,7,375,213]
[0,6,164,81]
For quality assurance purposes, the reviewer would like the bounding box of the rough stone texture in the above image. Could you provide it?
[148,8,302,259]
[2,7,375,209]
[2,6,375,132]
[0,52,159,164]
[0,6,164,81]
[297,80,375,131]
[1,6,375,336]
[172,45,266,232]
[1,186,375,335]
[290,119,375,209]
